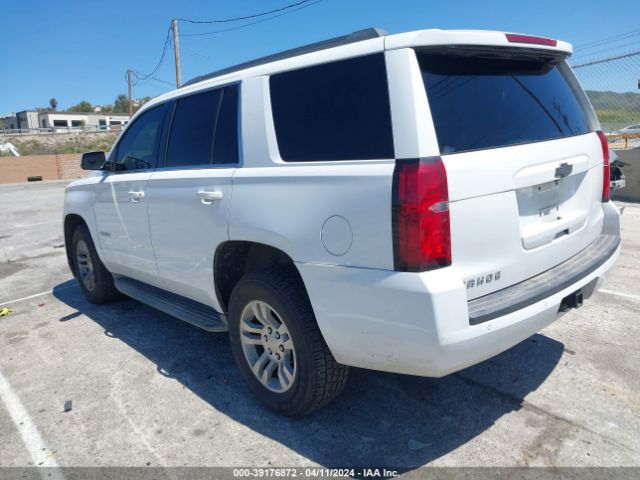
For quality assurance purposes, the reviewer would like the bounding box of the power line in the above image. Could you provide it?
[176,0,315,24]
[572,40,640,62]
[129,26,173,85]
[147,77,174,86]
[181,0,323,38]
[572,50,640,69]
[132,72,174,86]
[575,33,640,55]
[126,0,324,92]
[575,28,640,49]
[574,28,640,51]
[134,81,174,93]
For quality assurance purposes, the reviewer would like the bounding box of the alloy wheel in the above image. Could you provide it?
[239,300,297,393]
[76,239,96,292]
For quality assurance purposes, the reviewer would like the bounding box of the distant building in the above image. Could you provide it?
[0,111,43,130]
[18,111,40,129]
[1,111,131,131]
[38,112,130,130]
[0,113,17,130]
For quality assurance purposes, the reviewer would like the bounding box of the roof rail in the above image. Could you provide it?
[182,27,388,88]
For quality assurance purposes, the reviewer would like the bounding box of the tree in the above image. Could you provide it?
[133,96,153,113]
[113,94,129,113]
[49,98,58,111]
[67,100,93,113]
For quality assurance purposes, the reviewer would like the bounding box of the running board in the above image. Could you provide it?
[114,277,227,332]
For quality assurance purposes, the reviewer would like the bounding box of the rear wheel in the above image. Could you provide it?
[228,267,349,416]
[71,224,119,304]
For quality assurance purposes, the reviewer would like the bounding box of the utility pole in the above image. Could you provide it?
[172,19,182,88]
[127,69,133,117]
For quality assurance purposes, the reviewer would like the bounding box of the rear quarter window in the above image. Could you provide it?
[212,84,239,165]
[166,89,221,168]
[164,84,240,168]
[417,50,594,154]
[269,53,394,162]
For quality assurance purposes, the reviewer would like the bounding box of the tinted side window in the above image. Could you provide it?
[212,84,239,165]
[166,89,221,168]
[115,103,167,171]
[269,54,394,162]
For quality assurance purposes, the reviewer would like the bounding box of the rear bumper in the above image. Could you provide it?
[297,202,621,377]
[468,233,620,325]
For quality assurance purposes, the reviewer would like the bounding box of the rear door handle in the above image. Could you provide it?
[197,191,223,204]
[128,190,145,202]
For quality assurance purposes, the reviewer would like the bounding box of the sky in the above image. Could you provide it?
[2,0,639,114]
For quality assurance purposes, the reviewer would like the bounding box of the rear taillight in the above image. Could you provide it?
[505,33,558,47]
[392,157,451,272]
[597,131,610,202]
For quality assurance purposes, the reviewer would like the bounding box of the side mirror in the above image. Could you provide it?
[81,151,107,171]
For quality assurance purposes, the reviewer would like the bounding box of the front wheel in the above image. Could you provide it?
[71,224,120,304]
[228,267,349,416]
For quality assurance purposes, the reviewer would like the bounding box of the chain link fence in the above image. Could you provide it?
[573,51,640,148]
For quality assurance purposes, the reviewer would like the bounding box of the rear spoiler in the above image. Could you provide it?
[418,44,570,65]
[385,29,572,56]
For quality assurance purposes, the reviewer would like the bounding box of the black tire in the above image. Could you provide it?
[228,267,349,417]
[71,223,120,304]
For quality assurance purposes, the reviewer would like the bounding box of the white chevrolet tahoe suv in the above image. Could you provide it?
[63,28,621,416]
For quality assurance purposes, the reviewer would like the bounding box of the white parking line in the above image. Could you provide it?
[599,289,640,301]
[0,370,65,479]
[0,289,54,305]
[0,284,73,307]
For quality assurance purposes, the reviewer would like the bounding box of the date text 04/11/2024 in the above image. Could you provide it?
[232,468,399,478]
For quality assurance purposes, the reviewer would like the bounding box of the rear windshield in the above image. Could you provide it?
[417,49,593,154]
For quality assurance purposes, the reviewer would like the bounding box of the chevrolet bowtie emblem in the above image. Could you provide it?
[555,162,573,178]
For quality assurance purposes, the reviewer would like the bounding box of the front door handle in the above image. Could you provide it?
[197,191,223,205]
[128,190,145,202]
